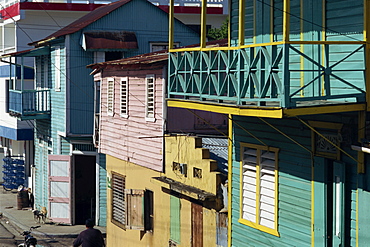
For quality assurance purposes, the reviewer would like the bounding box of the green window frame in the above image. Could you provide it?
[239,143,279,236]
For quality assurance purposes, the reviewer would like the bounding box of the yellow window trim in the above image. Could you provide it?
[239,143,279,237]
[238,218,280,237]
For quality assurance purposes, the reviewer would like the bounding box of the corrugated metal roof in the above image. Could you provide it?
[87,50,168,71]
[202,137,228,174]
[83,31,138,50]
[29,0,132,47]
[0,46,50,58]
[87,39,228,71]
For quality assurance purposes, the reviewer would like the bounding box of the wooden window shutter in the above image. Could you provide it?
[145,75,155,119]
[259,150,276,229]
[125,189,145,230]
[107,78,114,115]
[241,144,278,232]
[170,195,181,243]
[242,147,258,222]
[120,77,128,117]
[112,173,126,229]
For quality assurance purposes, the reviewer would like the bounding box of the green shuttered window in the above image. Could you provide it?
[240,143,279,236]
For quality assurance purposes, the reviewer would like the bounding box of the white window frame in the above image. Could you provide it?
[240,143,279,236]
[120,77,128,118]
[54,46,61,91]
[107,78,114,116]
[145,75,155,122]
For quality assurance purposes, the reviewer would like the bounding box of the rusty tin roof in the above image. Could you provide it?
[29,0,132,47]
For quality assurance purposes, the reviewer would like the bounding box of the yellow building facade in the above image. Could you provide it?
[106,134,227,247]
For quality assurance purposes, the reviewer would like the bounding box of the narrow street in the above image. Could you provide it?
[0,219,16,247]
[0,216,75,247]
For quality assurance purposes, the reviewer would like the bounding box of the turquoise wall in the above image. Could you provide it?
[34,119,51,209]
[231,113,359,246]
[98,153,107,227]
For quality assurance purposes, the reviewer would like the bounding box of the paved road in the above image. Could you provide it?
[0,220,16,247]
[0,218,75,247]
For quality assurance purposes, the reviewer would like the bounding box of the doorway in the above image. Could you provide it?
[74,155,96,225]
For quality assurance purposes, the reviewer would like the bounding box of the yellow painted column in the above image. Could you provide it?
[200,0,207,48]
[227,114,232,247]
[283,0,290,42]
[168,0,174,49]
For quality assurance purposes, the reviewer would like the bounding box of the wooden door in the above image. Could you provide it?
[48,155,72,224]
[191,203,203,247]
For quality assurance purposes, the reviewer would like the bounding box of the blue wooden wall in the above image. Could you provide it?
[34,119,51,209]
[64,0,199,135]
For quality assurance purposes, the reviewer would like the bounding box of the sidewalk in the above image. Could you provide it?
[0,189,106,239]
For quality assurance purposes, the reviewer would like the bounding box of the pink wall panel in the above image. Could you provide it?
[99,69,164,172]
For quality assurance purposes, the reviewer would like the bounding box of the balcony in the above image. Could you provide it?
[168,42,366,113]
[8,89,50,120]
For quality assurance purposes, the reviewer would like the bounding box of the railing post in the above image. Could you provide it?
[365,0,370,111]
[282,44,290,107]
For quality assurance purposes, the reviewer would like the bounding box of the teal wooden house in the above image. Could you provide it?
[167,0,370,246]
[3,0,199,226]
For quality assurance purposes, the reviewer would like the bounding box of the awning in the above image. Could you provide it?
[81,31,138,51]
[152,176,216,201]
[0,46,50,58]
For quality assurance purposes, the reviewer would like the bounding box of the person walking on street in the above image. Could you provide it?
[73,219,105,247]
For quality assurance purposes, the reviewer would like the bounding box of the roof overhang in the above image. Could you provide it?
[0,46,50,58]
[167,99,367,118]
[152,176,216,201]
[82,31,138,51]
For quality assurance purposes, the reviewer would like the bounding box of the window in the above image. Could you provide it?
[111,172,153,231]
[105,51,123,62]
[54,46,61,91]
[240,143,279,236]
[112,172,126,229]
[193,167,202,178]
[107,78,114,116]
[120,77,128,117]
[145,75,155,121]
[150,42,179,52]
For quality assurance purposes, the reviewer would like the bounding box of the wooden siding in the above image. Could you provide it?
[63,0,198,135]
[68,32,95,135]
[99,68,164,172]
[34,119,51,209]
[98,153,107,226]
[50,44,67,138]
[84,0,199,57]
[231,113,359,246]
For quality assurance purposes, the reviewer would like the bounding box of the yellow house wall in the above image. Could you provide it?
[165,135,221,246]
[106,155,170,247]
[165,135,220,194]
